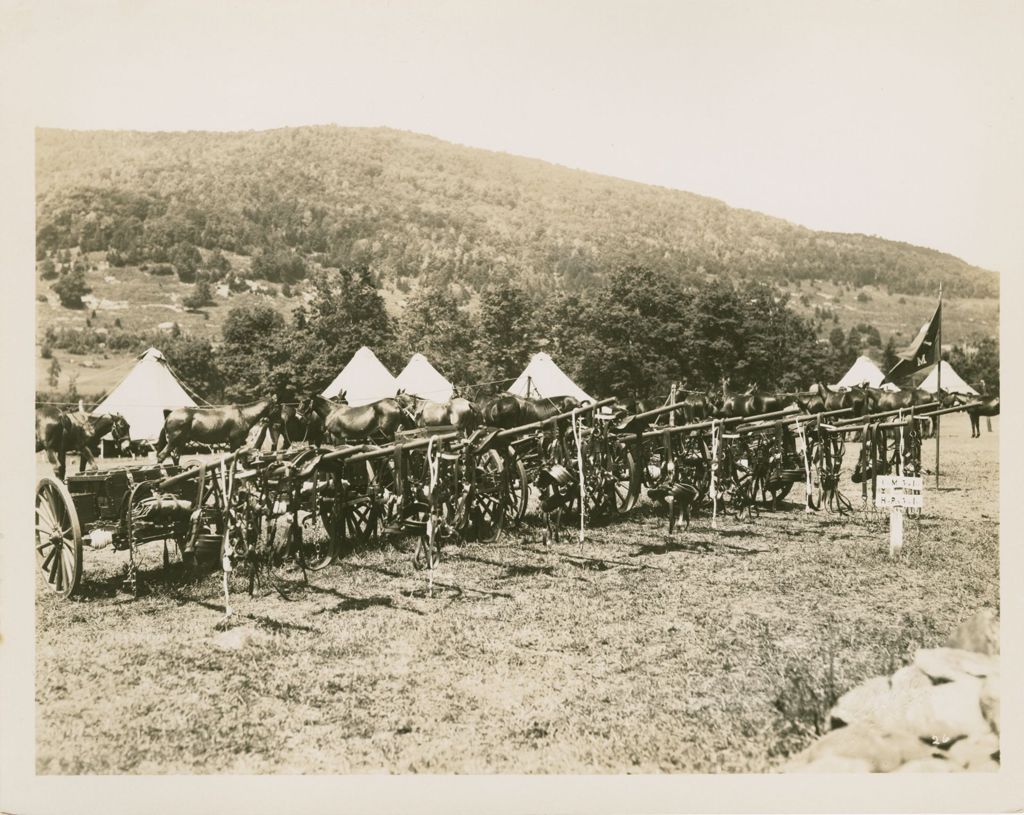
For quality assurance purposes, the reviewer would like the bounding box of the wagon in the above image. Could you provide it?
[35,463,202,599]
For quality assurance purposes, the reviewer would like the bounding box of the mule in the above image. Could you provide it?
[157,397,278,464]
[300,393,415,443]
[36,406,131,480]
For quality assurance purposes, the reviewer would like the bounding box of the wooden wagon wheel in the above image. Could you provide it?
[292,467,338,571]
[609,440,641,514]
[467,448,507,543]
[503,449,530,522]
[331,460,381,556]
[35,475,83,599]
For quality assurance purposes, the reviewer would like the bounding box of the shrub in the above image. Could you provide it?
[40,259,58,280]
[149,264,175,276]
[37,293,49,303]
[183,279,214,310]
[856,291,870,303]
[52,267,90,309]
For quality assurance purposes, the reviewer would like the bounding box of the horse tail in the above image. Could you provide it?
[157,410,172,452]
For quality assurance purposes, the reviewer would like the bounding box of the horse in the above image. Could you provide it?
[719,378,748,418]
[479,394,582,430]
[300,392,415,444]
[946,392,998,438]
[36,406,132,480]
[259,403,326,450]
[406,394,482,433]
[814,382,870,419]
[157,397,278,464]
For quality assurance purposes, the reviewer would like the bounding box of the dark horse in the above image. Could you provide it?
[479,394,582,430]
[157,397,278,464]
[300,393,415,443]
[406,394,482,433]
[948,392,999,438]
[36,406,132,480]
[256,403,326,450]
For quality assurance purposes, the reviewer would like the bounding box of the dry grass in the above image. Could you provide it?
[35,421,998,773]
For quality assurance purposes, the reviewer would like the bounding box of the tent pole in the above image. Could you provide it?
[935,283,942,488]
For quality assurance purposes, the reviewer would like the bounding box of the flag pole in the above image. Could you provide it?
[935,282,942,488]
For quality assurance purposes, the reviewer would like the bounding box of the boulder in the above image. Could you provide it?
[914,647,997,683]
[897,757,957,772]
[946,609,999,655]
[798,755,873,773]
[829,676,892,728]
[979,671,1000,734]
[901,676,989,741]
[802,725,933,772]
[947,733,999,769]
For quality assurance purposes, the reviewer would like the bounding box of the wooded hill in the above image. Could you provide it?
[36,126,997,299]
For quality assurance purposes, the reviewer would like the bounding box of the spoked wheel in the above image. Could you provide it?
[35,476,83,599]
[294,468,339,571]
[504,450,530,522]
[333,460,381,555]
[468,449,507,543]
[609,441,641,514]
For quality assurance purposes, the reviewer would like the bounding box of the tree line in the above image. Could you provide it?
[133,265,998,403]
[38,262,999,409]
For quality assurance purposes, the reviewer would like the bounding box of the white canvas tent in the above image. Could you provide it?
[835,355,891,390]
[507,352,594,403]
[918,361,979,395]
[91,347,197,441]
[396,353,454,401]
[321,346,399,405]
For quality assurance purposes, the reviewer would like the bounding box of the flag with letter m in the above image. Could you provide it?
[882,300,941,385]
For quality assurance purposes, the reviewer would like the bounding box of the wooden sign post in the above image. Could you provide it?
[875,475,923,556]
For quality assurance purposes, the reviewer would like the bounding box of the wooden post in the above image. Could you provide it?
[669,382,677,427]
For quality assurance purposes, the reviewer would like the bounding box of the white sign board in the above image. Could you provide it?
[875,476,923,509]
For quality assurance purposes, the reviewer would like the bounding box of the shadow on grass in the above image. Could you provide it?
[337,558,514,600]
[189,598,318,633]
[450,550,558,580]
[631,537,769,557]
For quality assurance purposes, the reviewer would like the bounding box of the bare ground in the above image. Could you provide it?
[35,420,998,773]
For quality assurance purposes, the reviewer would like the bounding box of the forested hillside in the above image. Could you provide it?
[36,126,998,298]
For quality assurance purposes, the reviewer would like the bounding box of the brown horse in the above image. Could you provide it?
[157,397,278,464]
[36,406,131,480]
[301,393,415,443]
[479,394,582,430]
[407,394,482,433]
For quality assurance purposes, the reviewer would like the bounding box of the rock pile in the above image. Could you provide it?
[782,610,999,772]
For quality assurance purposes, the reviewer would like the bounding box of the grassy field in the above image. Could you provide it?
[35,419,998,773]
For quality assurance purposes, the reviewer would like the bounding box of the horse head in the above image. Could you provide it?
[393,389,419,427]
[108,413,132,452]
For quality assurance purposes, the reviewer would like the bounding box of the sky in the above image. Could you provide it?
[3,0,1023,273]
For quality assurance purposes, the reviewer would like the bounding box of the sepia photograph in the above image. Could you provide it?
[1,0,1021,812]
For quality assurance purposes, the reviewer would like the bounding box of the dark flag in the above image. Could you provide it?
[882,300,942,385]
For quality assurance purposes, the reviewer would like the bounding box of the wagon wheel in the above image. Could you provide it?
[332,460,380,556]
[609,440,640,514]
[293,467,339,571]
[35,475,83,599]
[468,449,507,543]
[503,449,530,522]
